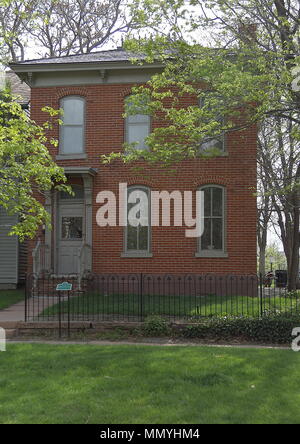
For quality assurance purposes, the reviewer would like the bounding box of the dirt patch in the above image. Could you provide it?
[8,333,290,349]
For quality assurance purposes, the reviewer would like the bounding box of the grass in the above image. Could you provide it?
[0,343,300,424]
[40,291,300,319]
[0,288,25,310]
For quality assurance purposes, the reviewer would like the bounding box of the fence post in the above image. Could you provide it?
[58,290,62,339]
[140,273,144,322]
[67,289,70,338]
[259,273,264,317]
[24,274,28,322]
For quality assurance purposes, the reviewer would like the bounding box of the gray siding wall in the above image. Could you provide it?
[18,240,28,282]
[0,207,18,284]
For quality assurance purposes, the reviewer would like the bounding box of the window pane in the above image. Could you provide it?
[126,187,150,252]
[127,123,149,150]
[201,218,212,250]
[212,218,223,250]
[200,186,225,252]
[199,93,224,152]
[204,188,211,217]
[128,114,149,124]
[61,126,83,153]
[139,226,149,250]
[60,185,84,200]
[62,98,84,125]
[212,188,223,216]
[201,137,224,152]
[127,224,138,250]
[62,217,83,239]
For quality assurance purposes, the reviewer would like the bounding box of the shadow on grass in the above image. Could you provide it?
[39,292,300,319]
[0,344,300,424]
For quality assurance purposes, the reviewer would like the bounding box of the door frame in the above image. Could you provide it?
[44,168,96,275]
[56,199,85,275]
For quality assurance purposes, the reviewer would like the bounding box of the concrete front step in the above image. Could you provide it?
[5,329,17,339]
[0,321,20,329]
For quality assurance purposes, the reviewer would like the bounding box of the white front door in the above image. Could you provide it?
[57,203,84,275]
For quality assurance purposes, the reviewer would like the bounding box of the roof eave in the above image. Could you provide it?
[9,60,164,74]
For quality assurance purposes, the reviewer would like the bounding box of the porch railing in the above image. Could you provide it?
[32,239,50,276]
[78,241,92,285]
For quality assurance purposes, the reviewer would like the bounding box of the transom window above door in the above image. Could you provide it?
[59,184,84,201]
[59,96,85,156]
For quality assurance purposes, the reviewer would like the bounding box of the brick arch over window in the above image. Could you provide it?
[192,176,230,189]
[54,87,89,101]
[123,176,156,189]
[119,87,136,99]
[195,184,228,258]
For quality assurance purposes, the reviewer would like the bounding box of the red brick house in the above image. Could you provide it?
[10,49,257,279]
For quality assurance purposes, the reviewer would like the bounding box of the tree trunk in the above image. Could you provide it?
[287,164,300,291]
[258,245,266,277]
[288,194,300,291]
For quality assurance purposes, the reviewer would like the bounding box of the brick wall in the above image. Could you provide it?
[30,83,257,275]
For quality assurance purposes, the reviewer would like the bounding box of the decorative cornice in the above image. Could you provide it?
[64,167,98,177]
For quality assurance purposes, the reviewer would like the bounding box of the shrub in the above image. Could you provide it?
[181,313,300,344]
[138,315,171,337]
[285,290,300,299]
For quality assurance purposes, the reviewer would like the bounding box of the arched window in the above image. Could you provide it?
[60,96,85,154]
[125,96,150,151]
[199,93,225,152]
[123,186,151,256]
[197,185,227,256]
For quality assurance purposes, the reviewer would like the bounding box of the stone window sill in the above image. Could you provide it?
[56,153,87,160]
[121,252,153,258]
[195,251,228,258]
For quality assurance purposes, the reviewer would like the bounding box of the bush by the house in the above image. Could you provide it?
[181,313,300,344]
[137,315,171,337]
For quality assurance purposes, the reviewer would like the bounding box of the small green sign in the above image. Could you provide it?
[56,282,73,291]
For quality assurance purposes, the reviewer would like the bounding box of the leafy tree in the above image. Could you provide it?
[0,0,71,240]
[102,0,300,289]
[0,89,69,239]
[0,0,134,62]
[265,242,287,271]
[258,116,300,281]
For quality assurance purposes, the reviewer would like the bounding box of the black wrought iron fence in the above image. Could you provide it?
[25,273,300,324]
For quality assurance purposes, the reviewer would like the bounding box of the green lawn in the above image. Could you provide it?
[0,288,24,310]
[41,292,300,319]
[0,343,300,424]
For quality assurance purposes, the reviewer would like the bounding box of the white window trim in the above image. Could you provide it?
[124,96,151,151]
[122,185,152,257]
[199,94,226,154]
[195,185,228,258]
